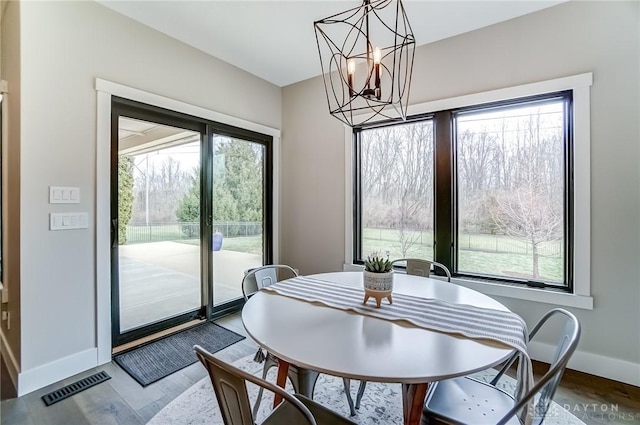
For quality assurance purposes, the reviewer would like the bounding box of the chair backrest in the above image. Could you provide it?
[242,264,298,301]
[390,258,451,282]
[194,345,317,425]
[497,308,581,425]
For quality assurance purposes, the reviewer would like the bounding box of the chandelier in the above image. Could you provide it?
[314,0,415,127]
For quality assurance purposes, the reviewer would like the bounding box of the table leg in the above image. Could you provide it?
[289,367,319,398]
[402,382,429,425]
[274,359,290,408]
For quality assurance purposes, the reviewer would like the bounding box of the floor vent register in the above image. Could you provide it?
[41,371,111,406]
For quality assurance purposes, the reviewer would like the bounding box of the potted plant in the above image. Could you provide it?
[363,252,394,307]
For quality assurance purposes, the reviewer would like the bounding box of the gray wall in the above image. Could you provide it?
[16,0,281,374]
[281,1,640,373]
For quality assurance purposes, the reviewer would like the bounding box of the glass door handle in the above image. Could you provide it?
[111,218,118,248]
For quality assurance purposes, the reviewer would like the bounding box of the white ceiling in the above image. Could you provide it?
[99,1,565,87]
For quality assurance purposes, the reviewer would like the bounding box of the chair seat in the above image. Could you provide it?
[423,377,522,425]
[264,394,356,425]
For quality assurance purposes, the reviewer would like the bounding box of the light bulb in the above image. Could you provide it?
[347,59,356,75]
[373,47,382,64]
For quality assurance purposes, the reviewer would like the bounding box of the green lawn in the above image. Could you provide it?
[363,228,563,282]
[126,224,563,283]
[176,235,263,256]
[363,228,561,257]
[220,235,263,255]
[458,251,562,282]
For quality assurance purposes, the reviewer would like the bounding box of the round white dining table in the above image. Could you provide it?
[242,271,514,425]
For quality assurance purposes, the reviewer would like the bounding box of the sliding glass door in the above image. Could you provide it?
[209,135,270,307]
[111,98,273,347]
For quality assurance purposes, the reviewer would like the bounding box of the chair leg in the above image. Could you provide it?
[355,380,367,409]
[252,355,278,417]
[342,378,357,416]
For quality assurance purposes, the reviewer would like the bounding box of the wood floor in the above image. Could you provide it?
[1,312,638,425]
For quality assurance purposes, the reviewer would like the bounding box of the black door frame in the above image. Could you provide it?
[110,97,273,347]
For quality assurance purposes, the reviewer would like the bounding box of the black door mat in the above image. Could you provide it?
[114,321,245,386]
[42,371,111,406]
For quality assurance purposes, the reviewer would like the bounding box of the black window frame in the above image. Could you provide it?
[353,90,574,292]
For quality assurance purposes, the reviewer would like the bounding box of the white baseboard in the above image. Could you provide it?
[0,329,19,390]
[17,348,97,396]
[528,341,640,387]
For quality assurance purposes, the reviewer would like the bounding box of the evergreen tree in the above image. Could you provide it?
[175,171,200,237]
[176,138,264,237]
[214,140,263,222]
[118,156,135,244]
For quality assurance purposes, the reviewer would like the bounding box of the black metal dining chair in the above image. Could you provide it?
[194,345,357,425]
[391,258,452,282]
[422,308,581,425]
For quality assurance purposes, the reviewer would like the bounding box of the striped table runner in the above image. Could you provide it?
[263,275,534,424]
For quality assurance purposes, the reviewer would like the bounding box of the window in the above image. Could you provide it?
[455,94,571,286]
[354,91,573,290]
[357,119,434,261]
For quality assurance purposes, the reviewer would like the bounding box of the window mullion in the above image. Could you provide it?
[433,111,454,273]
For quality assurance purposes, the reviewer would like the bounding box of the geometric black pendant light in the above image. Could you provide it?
[314,0,415,127]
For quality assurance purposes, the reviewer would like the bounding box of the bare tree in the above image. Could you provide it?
[487,112,564,279]
[360,121,434,256]
[457,129,498,233]
[489,181,563,279]
[132,156,192,223]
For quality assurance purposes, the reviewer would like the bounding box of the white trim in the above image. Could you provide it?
[95,78,281,363]
[572,84,591,297]
[453,277,593,310]
[528,341,640,387]
[95,79,280,139]
[345,73,593,305]
[17,348,97,396]
[406,73,593,116]
[0,328,19,390]
[96,90,112,365]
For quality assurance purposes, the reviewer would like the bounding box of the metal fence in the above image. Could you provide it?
[364,227,562,257]
[457,233,562,257]
[125,222,262,244]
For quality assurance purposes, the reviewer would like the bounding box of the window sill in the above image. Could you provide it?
[452,277,593,310]
[343,263,593,310]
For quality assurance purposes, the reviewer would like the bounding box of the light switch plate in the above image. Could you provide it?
[50,212,88,230]
[49,186,80,204]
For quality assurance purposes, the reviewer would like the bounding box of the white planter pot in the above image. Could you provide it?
[363,270,394,292]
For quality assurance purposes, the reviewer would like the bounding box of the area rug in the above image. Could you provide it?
[114,322,244,386]
[147,354,585,425]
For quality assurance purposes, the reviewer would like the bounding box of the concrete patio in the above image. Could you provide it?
[118,241,262,331]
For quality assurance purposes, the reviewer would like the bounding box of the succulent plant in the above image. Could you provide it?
[364,252,393,273]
